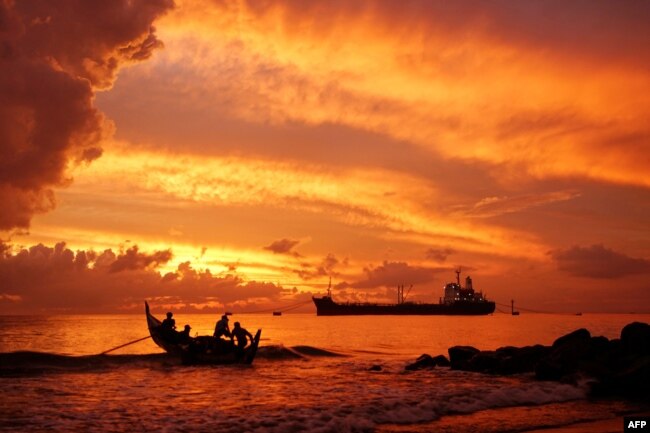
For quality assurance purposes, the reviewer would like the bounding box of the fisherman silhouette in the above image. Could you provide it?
[231,321,253,358]
[178,324,192,344]
[161,312,176,330]
[214,314,231,339]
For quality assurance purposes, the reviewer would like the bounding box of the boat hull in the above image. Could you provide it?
[312,297,495,316]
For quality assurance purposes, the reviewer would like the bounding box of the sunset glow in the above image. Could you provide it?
[1,0,649,314]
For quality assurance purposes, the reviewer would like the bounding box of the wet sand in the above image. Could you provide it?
[524,417,621,433]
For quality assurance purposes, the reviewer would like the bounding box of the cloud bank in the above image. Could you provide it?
[551,244,650,279]
[0,0,173,230]
[0,242,285,313]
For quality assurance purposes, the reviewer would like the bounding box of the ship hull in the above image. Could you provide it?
[313,297,495,316]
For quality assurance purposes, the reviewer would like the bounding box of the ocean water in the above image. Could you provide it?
[1,312,648,432]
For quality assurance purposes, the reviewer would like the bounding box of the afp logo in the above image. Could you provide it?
[625,417,650,432]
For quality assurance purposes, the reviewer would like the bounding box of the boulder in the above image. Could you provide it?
[432,354,451,367]
[536,329,594,381]
[552,328,591,349]
[405,354,437,371]
[465,351,500,373]
[448,346,480,370]
[592,356,650,398]
[621,322,650,356]
[495,344,550,375]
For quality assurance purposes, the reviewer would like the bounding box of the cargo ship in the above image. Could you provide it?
[312,270,495,316]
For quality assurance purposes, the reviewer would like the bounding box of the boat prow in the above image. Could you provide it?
[144,301,262,365]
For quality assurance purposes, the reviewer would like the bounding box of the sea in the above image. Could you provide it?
[1,312,648,432]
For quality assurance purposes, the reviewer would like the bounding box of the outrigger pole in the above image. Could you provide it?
[100,335,151,355]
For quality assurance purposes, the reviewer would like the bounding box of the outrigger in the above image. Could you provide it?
[145,301,261,365]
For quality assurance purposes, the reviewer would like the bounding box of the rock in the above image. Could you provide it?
[432,354,450,367]
[448,346,480,370]
[592,356,650,399]
[438,322,650,400]
[588,336,610,356]
[535,357,565,381]
[405,354,437,371]
[621,322,650,356]
[495,344,550,375]
[536,329,594,381]
[465,351,500,373]
[368,364,382,372]
[552,328,591,349]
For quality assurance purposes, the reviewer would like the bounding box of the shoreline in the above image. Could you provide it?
[523,417,621,433]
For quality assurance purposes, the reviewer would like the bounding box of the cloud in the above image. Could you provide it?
[550,244,650,279]
[0,0,172,230]
[63,148,547,260]
[0,241,285,313]
[108,245,172,273]
[346,261,440,289]
[294,253,347,280]
[425,247,454,262]
[263,238,301,256]
[151,0,650,188]
[464,191,580,218]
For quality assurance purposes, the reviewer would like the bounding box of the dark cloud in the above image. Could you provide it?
[550,244,650,279]
[345,261,440,289]
[0,0,173,231]
[249,1,650,69]
[0,242,284,313]
[294,253,347,280]
[263,238,301,256]
[425,247,454,262]
[108,245,172,273]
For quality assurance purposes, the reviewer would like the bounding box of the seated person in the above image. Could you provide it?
[161,312,176,331]
[178,324,192,344]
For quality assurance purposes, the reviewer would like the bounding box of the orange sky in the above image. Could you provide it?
[1,0,649,313]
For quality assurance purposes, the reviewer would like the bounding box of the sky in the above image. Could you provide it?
[1,0,649,314]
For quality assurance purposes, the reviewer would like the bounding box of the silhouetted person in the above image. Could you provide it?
[231,321,253,357]
[161,312,176,331]
[178,324,192,344]
[214,315,231,339]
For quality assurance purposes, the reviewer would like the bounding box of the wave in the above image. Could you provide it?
[0,351,178,376]
[289,345,346,357]
[216,376,589,433]
[0,345,346,376]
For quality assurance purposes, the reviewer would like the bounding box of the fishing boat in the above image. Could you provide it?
[313,270,495,316]
[145,301,261,364]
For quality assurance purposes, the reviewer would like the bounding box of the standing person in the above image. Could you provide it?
[231,321,253,357]
[213,314,231,339]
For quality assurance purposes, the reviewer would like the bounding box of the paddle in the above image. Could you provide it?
[100,336,151,355]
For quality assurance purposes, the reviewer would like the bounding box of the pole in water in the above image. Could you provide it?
[511,299,520,316]
[100,336,151,355]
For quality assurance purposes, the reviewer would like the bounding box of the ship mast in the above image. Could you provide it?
[327,276,332,298]
[397,284,413,304]
[455,268,461,286]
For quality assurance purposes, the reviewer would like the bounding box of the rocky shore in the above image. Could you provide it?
[405,321,650,399]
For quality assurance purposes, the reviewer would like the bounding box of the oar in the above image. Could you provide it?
[100,336,151,355]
